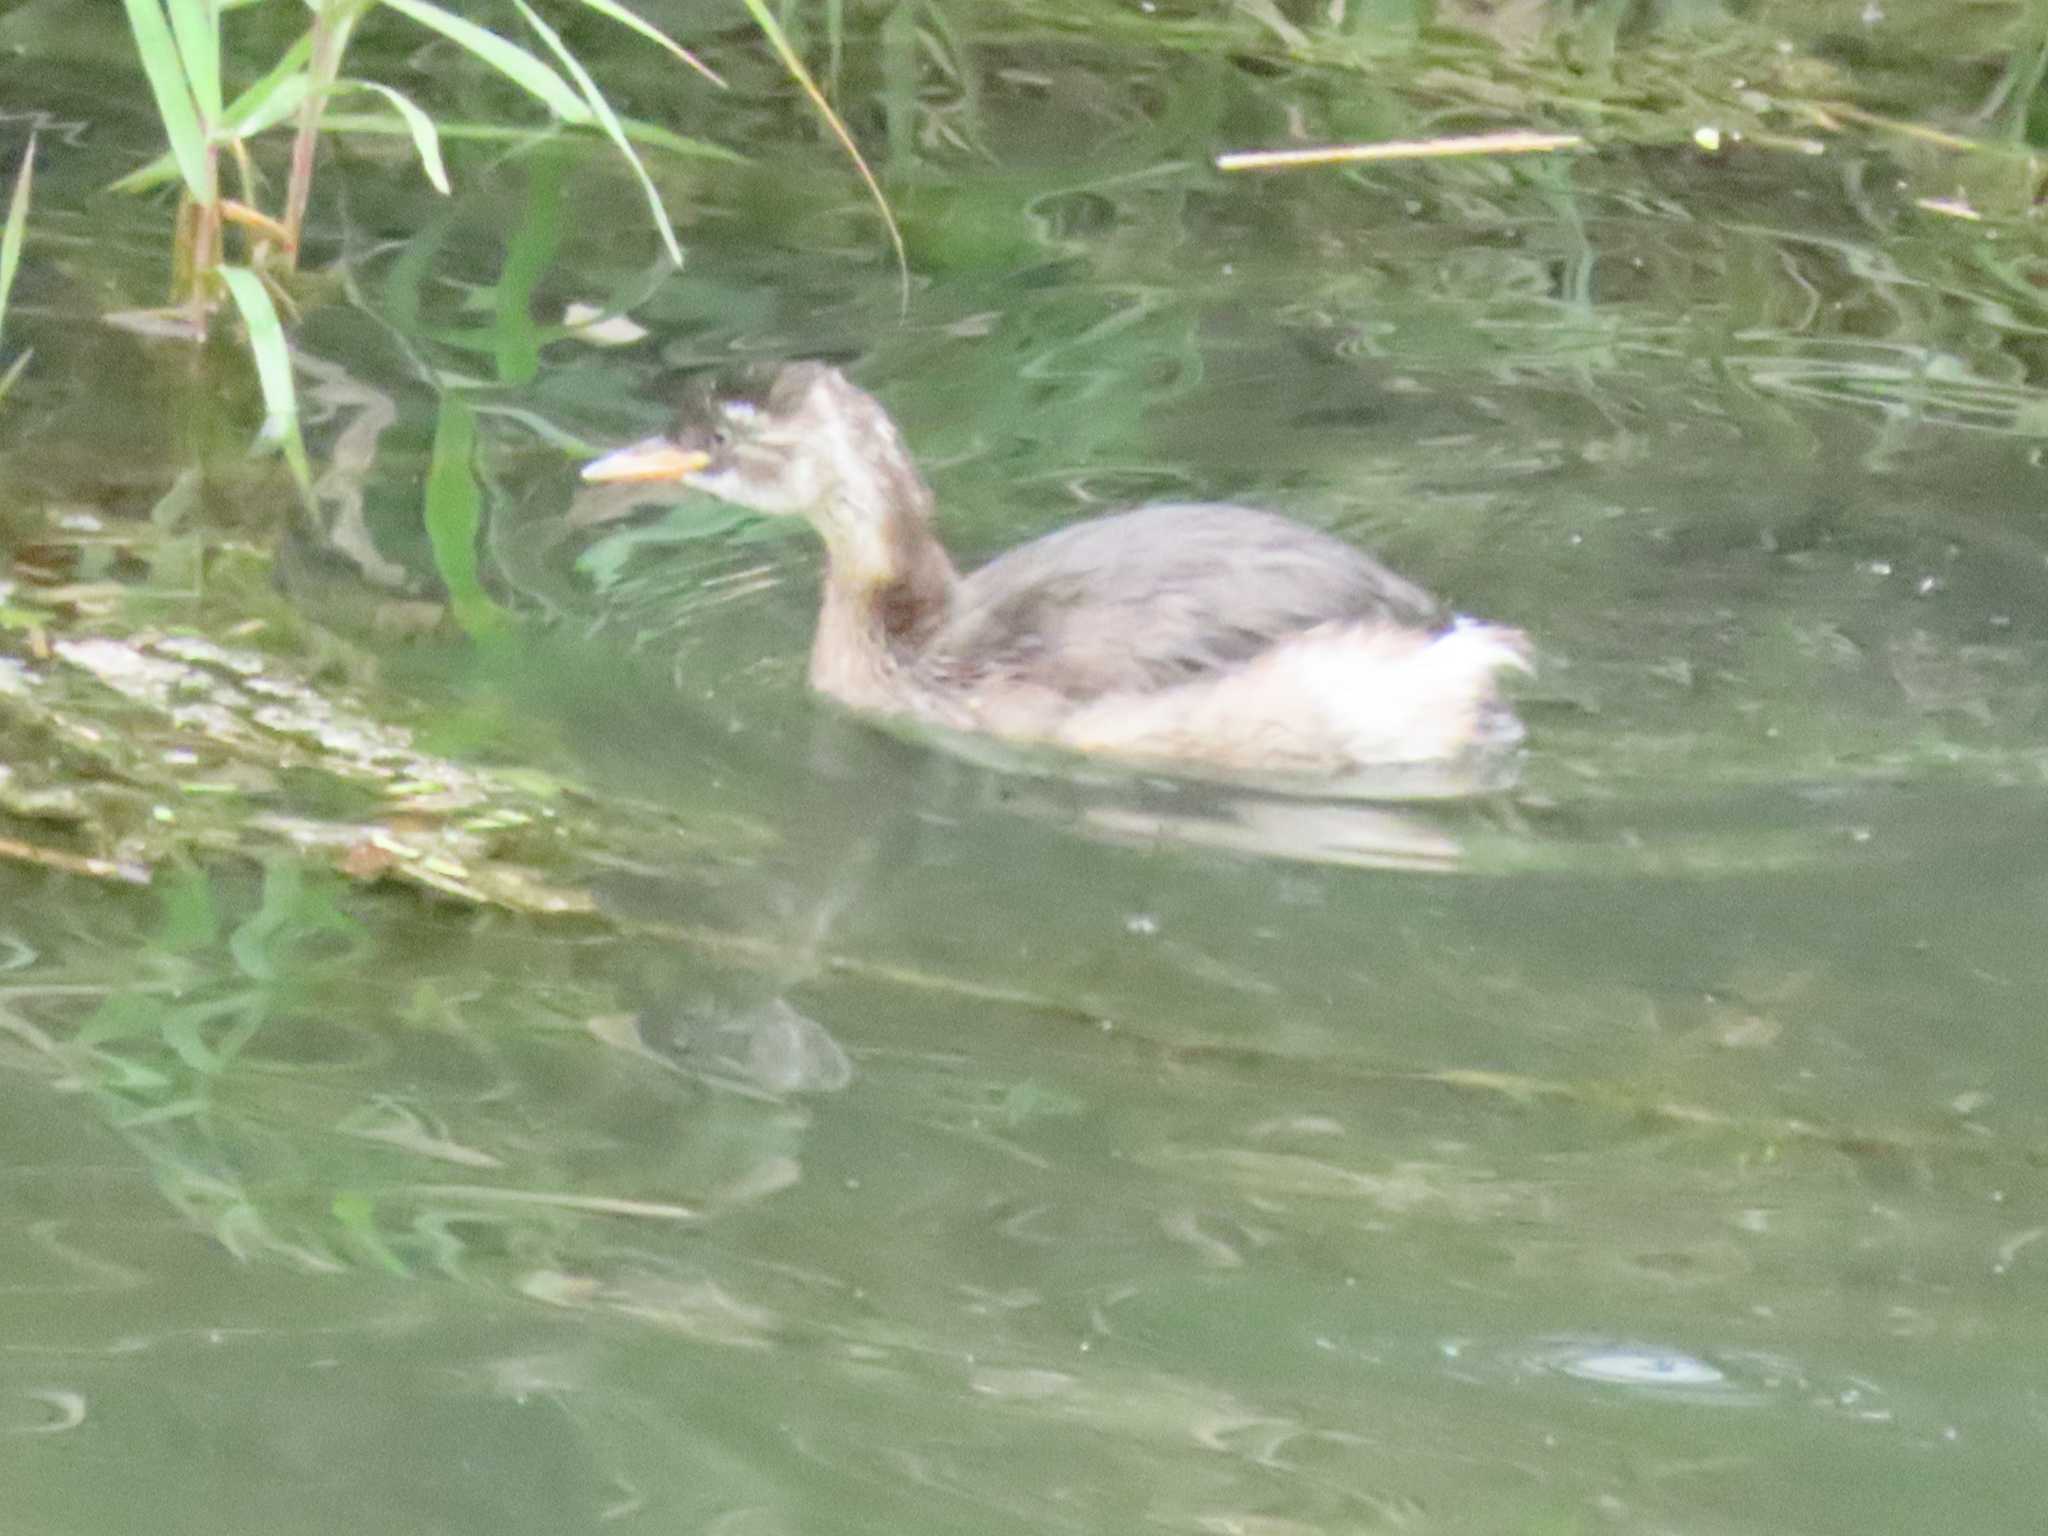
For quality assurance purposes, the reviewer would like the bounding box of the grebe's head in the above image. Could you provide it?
[582,362,919,523]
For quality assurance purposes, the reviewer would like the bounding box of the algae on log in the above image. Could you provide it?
[0,629,730,914]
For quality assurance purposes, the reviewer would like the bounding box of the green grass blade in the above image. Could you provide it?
[379,206,448,335]
[614,117,744,162]
[375,0,592,124]
[121,0,216,201]
[878,1,915,169]
[0,134,34,346]
[231,74,310,142]
[331,1193,413,1277]
[567,0,724,88]
[491,148,562,385]
[337,79,449,192]
[423,394,513,637]
[0,132,34,403]
[315,115,741,162]
[223,28,315,133]
[134,110,738,167]
[165,0,223,122]
[110,30,315,193]
[216,265,312,500]
[106,155,183,196]
[513,0,681,265]
[733,0,906,305]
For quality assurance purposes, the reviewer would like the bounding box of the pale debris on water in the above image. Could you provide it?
[31,632,646,913]
[1916,194,1982,222]
[561,302,649,346]
[254,814,597,915]
[57,634,496,803]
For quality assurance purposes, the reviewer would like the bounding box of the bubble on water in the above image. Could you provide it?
[1558,1347,1725,1388]
[1490,1339,1769,1406]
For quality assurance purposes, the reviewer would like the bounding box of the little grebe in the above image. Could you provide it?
[582,363,1529,781]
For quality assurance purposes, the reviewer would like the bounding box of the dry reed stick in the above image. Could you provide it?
[1216,130,1585,172]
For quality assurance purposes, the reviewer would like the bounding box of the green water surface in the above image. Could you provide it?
[3,2,2048,1531]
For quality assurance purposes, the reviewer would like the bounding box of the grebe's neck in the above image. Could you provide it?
[806,465,960,706]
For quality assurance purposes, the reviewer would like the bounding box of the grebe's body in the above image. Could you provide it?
[584,363,1528,780]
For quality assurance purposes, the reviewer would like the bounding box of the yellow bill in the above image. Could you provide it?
[580,439,712,484]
